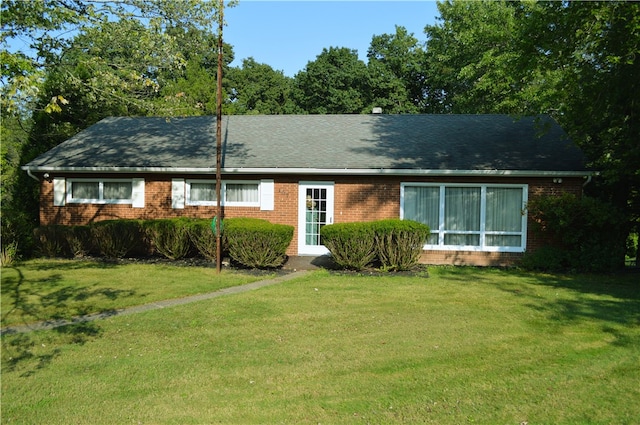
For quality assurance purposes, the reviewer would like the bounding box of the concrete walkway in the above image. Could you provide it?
[1,270,310,335]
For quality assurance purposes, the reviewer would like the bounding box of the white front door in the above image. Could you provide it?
[298,182,334,255]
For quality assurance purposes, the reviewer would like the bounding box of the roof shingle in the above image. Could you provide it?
[24,114,589,173]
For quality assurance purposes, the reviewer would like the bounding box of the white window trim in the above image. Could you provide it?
[400,182,528,253]
[53,177,66,206]
[185,179,261,207]
[172,178,185,209]
[66,178,138,205]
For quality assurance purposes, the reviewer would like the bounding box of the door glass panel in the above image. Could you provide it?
[305,188,327,246]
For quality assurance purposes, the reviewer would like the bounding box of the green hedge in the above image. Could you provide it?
[33,225,68,258]
[320,222,376,270]
[371,219,430,271]
[143,218,193,260]
[65,225,92,258]
[91,220,145,259]
[224,218,294,269]
[32,217,430,271]
[186,219,219,262]
[34,217,294,267]
[321,219,430,271]
[32,224,92,258]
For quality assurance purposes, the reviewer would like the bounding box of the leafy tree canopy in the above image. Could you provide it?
[294,47,371,114]
[424,0,639,235]
[367,25,426,114]
[226,58,300,115]
[1,0,225,114]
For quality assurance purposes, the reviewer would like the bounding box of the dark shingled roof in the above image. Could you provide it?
[24,114,589,174]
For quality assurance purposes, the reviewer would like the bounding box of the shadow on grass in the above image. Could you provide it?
[27,258,121,271]
[435,266,639,302]
[437,267,640,348]
[523,282,640,349]
[1,262,136,376]
[2,322,102,377]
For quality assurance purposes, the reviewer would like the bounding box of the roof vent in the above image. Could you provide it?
[371,107,383,114]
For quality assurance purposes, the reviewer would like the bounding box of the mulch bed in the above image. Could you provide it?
[327,264,430,277]
[64,255,430,277]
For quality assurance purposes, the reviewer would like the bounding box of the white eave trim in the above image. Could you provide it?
[21,165,593,178]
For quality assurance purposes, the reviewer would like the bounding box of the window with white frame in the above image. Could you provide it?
[401,183,527,252]
[67,179,134,204]
[185,180,260,207]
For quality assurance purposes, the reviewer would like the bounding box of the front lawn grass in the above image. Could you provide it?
[2,264,639,424]
[1,259,270,327]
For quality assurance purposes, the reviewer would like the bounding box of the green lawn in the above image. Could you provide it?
[2,261,639,424]
[1,259,270,327]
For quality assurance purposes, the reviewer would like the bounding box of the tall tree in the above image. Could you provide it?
[158,41,235,116]
[293,47,371,114]
[366,26,427,113]
[543,2,639,260]
[226,58,300,115]
[424,1,528,114]
[1,0,223,114]
[521,2,640,210]
[1,1,229,256]
[424,0,640,262]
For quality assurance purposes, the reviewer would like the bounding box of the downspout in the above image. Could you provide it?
[581,173,593,196]
[26,168,40,182]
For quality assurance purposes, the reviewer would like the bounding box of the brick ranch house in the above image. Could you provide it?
[23,114,591,266]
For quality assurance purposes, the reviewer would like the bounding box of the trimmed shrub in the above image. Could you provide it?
[187,219,218,262]
[33,225,92,258]
[524,193,626,272]
[371,219,430,271]
[144,218,193,260]
[320,222,376,270]
[91,220,144,259]
[33,225,69,258]
[224,218,293,268]
[64,225,92,258]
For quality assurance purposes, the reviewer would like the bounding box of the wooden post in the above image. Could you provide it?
[215,0,224,273]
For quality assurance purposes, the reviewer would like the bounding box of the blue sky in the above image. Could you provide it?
[4,1,441,79]
[225,1,441,76]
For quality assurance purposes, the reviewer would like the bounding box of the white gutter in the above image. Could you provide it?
[26,168,40,182]
[22,165,593,178]
[583,174,593,187]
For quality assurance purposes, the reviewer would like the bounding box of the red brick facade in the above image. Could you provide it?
[39,173,585,266]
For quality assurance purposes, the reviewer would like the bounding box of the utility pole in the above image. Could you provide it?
[215,0,224,274]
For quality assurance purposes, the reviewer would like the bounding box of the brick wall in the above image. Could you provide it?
[39,173,586,265]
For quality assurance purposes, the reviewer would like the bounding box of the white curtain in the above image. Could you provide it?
[403,184,524,248]
[486,235,521,246]
[485,187,522,247]
[226,183,259,203]
[444,187,480,246]
[486,187,522,231]
[190,183,216,202]
[104,182,132,200]
[404,186,440,244]
[72,182,99,199]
